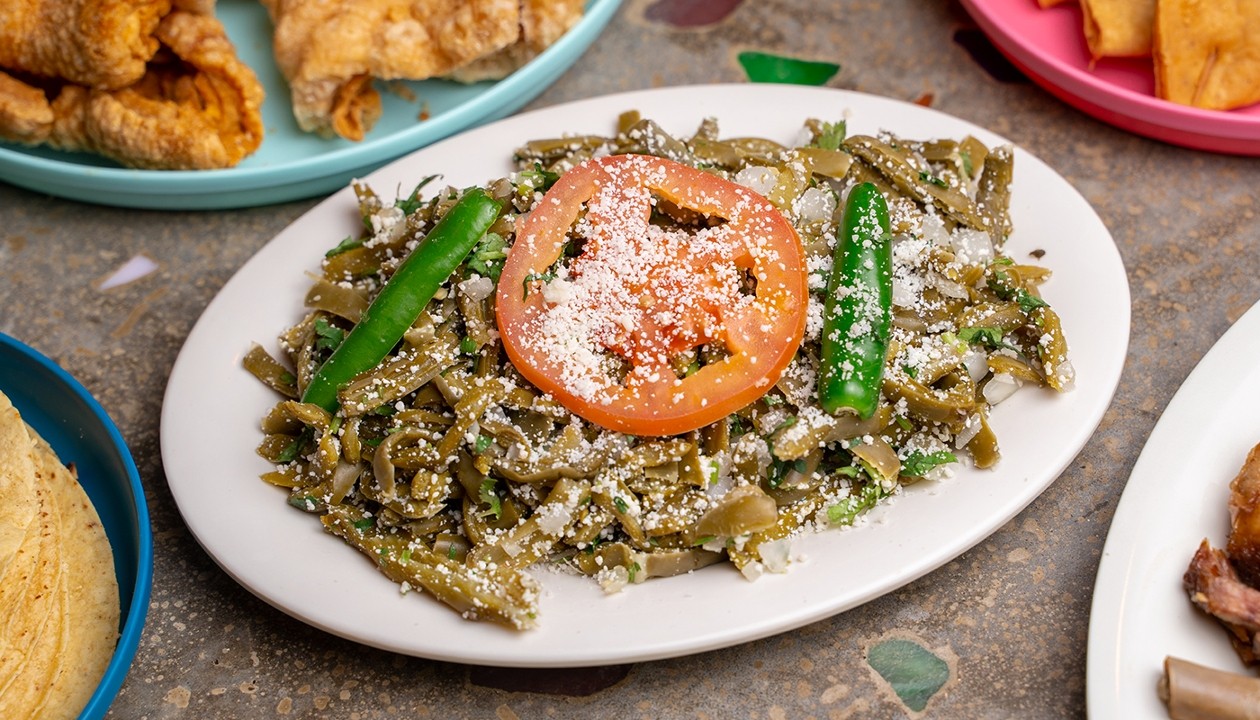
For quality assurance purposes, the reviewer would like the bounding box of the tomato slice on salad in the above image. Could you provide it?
[496,154,808,436]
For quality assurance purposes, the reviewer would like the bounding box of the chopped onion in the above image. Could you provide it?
[458,275,494,301]
[951,228,994,266]
[758,537,794,573]
[963,350,989,382]
[955,414,982,448]
[930,271,970,299]
[982,372,1021,405]
[795,186,836,223]
[734,166,779,197]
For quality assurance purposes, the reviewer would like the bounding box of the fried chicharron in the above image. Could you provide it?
[261,0,582,140]
[0,0,264,169]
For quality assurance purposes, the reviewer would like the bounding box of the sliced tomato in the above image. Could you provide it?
[496,154,807,436]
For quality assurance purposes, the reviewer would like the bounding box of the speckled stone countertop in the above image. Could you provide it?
[3,0,1259,717]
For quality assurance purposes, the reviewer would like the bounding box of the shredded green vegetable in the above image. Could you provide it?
[245,113,1073,629]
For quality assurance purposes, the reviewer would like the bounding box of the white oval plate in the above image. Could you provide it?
[1087,301,1260,716]
[162,84,1130,667]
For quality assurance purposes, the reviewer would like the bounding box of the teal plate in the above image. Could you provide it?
[0,333,153,718]
[0,0,620,210]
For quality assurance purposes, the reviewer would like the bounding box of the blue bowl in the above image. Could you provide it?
[0,333,153,719]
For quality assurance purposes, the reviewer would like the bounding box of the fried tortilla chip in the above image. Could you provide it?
[447,0,585,83]
[0,391,38,579]
[1154,0,1260,110]
[0,9,265,169]
[0,0,171,90]
[262,0,522,140]
[1080,0,1156,58]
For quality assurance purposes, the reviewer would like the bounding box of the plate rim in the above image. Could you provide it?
[161,82,1131,667]
[1085,299,1260,717]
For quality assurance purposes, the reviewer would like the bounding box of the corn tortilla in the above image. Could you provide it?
[0,479,66,710]
[0,395,120,719]
[0,391,38,578]
[29,430,119,718]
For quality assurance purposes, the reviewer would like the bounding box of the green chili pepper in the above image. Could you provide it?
[817,182,893,418]
[302,188,502,411]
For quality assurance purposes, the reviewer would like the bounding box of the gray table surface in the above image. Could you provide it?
[3,0,1258,717]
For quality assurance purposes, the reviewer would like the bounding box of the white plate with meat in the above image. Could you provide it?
[1087,299,1260,716]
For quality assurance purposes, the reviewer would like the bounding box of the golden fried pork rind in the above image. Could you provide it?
[447,0,584,83]
[1080,0,1156,58]
[0,9,264,169]
[1154,0,1260,110]
[0,0,171,90]
[261,0,523,140]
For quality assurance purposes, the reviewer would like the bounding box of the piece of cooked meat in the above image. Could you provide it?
[1185,539,1260,665]
[0,0,171,90]
[1229,442,1260,587]
[0,9,264,170]
[446,0,584,83]
[261,0,522,141]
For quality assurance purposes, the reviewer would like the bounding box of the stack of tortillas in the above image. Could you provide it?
[0,390,119,718]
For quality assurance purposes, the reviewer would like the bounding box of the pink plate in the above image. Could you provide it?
[959,0,1260,155]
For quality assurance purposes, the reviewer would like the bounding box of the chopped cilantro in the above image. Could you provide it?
[692,535,717,547]
[895,415,913,431]
[373,404,397,416]
[517,163,560,193]
[313,317,345,353]
[474,435,493,454]
[394,175,439,215]
[813,120,846,150]
[684,359,701,377]
[826,483,887,526]
[459,336,478,355]
[627,561,642,583]
[613,496,630,514]
[466,232,508,281]
[401,548,412,563]
[324,235,363,258]
[447,543,459,560]
[353,517,375,531]
[767,456,799,489]
[902,364,919,379]
[958,326,1016,351]
[521,271,557,299]
[478,478,502,520]
[275,427,313,463]
[1016,290,1049,314]
[960,149,973,177]
[763,394,784,406]
[770,415,798,436]
[918,171,948,188]
[901,450,958,477]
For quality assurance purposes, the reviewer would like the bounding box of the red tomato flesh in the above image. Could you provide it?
[496,154,808,436]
